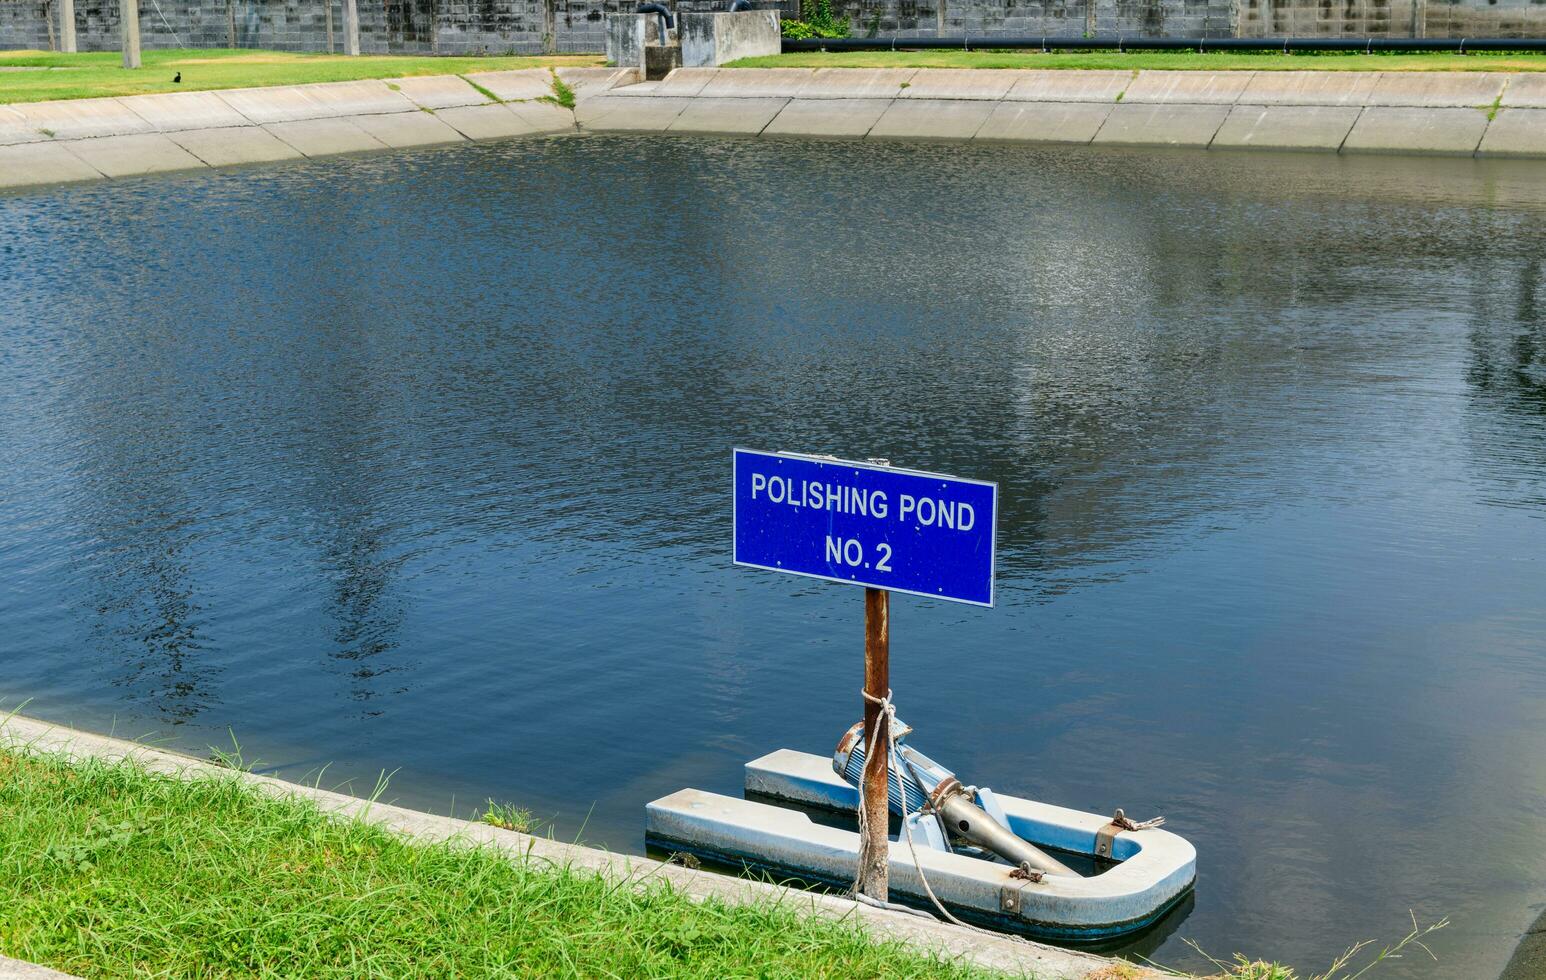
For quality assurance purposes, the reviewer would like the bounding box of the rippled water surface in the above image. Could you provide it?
[3,136,1545,977]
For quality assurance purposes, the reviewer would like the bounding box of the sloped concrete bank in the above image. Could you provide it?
[578,66,1546,156]
[0,67,636,191]
[5,66,1544,191]
[0,714,1124,979]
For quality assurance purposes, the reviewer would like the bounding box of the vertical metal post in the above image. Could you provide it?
[857,587,890,901]
[227,0,236,48]
[326,0,334,52]
[60,0,77,52]
[342,0,360,55]
[121,0,141,68]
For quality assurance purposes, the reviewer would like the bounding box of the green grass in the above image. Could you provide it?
[0,48,604,104]
[479,799,534,833]
[0,744,993,978]
[542,68,578,109]
[460,74,506,104]
[730,49,1546,72]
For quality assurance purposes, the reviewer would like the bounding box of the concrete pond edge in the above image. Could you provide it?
[580,66,1546,156]
[0,67,632,191]
[4,66,1546,191]
[0,713,1126,980]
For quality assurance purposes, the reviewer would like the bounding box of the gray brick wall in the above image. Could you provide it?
[1,1,52,47]
[3,0,1543,53]
[1238,0,1546,36]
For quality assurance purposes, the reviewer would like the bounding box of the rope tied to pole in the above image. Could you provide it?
[849,687,975,930]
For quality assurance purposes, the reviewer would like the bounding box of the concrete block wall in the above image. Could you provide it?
[0,0,621,53]
[1,1,51,48]
[0,0,796,53]
[1237,0,1546,38]
[1099,0,1235,36]
[820,0,1492,39]
[2,0,1543,53]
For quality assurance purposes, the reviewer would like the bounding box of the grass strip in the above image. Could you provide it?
[730,50,1546,72]
[0,49,603,104]
[0,734,1452,979]
[0,744,994,979]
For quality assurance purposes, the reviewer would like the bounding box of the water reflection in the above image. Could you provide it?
[86,497,211,725]
[2,138,1545,978]
[62,331,217,724]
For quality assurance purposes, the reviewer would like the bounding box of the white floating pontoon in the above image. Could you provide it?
[645,741,1196,943]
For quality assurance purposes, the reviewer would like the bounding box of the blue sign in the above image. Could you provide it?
[733,449,997,607]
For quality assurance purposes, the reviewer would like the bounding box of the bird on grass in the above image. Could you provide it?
[172,71,181,83]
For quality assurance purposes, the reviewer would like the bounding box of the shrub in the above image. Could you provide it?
[781,0,849,38]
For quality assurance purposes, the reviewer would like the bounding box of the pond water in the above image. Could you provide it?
[3,135,1545,978]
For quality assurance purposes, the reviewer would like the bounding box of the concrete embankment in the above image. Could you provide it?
[0,68,634,191]
[578,66,1546,156]
[5,66,1544,192]
[0,713,1127,979]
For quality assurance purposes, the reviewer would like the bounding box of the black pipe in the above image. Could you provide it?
[637,1,674,37]
[728,0,754,10]
[782,34,1546,53]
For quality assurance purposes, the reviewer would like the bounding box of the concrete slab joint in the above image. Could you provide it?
[0,141,104,188]
[1212,105,1362,152]
[667,97,789,136]
[262,117,386,156]
[761,97,892,138]
[62,133,206,178]
[1092,102,1232,147]
[167,126,301,166]
[975,102,1112,144]
[1342,105,1489,155]
[869,98,996,141]
[1479,107,1546,157]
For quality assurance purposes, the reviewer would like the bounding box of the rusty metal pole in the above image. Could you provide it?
[857,586,890,901]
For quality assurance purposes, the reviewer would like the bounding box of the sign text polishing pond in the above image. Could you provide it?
[732,449,997,606]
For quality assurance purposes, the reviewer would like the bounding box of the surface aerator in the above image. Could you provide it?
[645,721,1197,942]
[833,719,1076,877]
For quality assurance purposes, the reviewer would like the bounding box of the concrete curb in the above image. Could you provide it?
[0,68,638,192]
[0,957,78,980]
[0,714,1129,980]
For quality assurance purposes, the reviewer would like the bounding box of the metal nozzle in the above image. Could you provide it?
[931,782,1076,877]
[834,723,1076,877]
